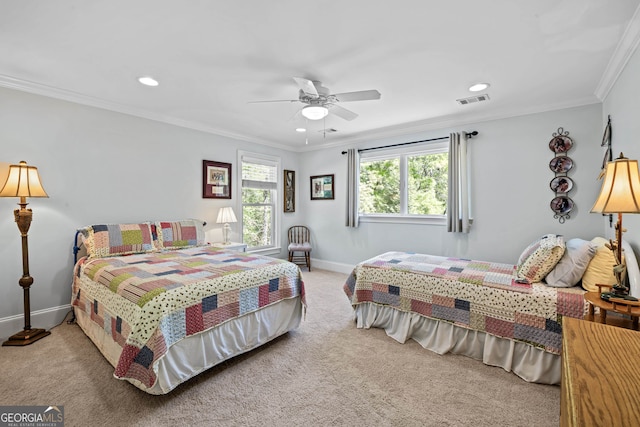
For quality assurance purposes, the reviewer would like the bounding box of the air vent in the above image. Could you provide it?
[318,128,338,133]
[456,94,490,105]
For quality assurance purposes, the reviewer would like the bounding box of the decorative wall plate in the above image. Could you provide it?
[549,135,573,153]
[549,156,573,173]
[550,196,574,215]
[550,176,573,193]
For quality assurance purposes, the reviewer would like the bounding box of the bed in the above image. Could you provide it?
[71,220,305,394]
[343,234,639,385]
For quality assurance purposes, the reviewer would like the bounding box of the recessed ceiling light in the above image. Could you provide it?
[138,76,159,87]
[295,128,306,133]
[469,82,489,92]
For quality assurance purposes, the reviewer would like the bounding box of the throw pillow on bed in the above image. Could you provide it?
[581,237,619,292]
[154,219,206,249]
[81,222,156,258]
[545,238,597,287]
[516,234,565,283]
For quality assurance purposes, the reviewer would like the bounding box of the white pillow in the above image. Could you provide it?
[545,238,597,288]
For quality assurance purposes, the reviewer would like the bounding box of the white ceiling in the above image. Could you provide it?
[1,1,639,151]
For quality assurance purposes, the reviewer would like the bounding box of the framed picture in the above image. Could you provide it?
[284,169,295,212]
[310,174,334,200]
[203,160,231,199]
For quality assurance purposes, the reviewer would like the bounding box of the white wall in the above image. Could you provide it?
[0,82,624,338]
[602,42,640,255]
[300,104,606,270]
[0,87,302,338]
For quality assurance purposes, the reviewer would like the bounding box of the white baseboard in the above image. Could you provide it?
[0,305,72,341]
[310,258,355,274]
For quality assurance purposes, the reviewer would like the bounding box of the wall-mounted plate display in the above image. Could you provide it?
[550,176,573,193]
[549,135,573,153]
[601,116,611,147]
[549,156,573,173]
[550,196,574,215]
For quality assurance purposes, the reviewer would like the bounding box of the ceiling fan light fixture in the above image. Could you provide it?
[469,82,489,92]
[301,105,328,120]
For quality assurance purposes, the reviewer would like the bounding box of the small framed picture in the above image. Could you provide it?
[310,174,334,200]
[203,160,231,199]
[284,169,295,212]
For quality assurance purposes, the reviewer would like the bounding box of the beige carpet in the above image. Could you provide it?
[0,269,560,426]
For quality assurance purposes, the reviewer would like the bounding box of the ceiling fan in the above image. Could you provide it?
[250,77,381,121]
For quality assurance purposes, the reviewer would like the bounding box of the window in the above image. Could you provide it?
[239,152,280,251]
[359,142,448,223]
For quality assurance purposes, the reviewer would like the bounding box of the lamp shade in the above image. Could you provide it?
[591,154,640,214]
[301,105,328,120]
[216,206,237,224]
[0,161,48,198]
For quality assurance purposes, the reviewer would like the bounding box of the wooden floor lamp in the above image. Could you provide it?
[0,161,50,346]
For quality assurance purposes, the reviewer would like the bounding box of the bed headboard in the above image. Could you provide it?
[623,240,640,297]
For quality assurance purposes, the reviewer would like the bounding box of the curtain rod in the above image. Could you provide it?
[341,131,478,155]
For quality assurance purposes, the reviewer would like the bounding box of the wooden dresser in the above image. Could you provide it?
[561,317,640,426]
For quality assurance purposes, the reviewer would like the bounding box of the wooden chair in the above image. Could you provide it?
[288,226,311,271]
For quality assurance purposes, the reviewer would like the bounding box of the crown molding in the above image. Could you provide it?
[0,73,603,155]
[594,5,640,101]
[0,74,295,152]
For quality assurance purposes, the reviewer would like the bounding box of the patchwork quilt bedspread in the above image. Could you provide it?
[72,246,305,389]
[343,251,585,354]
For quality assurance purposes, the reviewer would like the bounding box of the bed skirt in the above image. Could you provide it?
[75,297,303,394]
[353,302,561,385]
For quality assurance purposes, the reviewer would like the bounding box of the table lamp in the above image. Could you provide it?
[216,206,237,245]
[591,153,640,296]
[0,161,51,346]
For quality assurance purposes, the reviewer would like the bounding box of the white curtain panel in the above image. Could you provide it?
[447,132,470,233]
[346,148,360,228]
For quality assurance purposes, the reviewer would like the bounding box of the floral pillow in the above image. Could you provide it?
[153,219,206,249]
[516,234,565,283]
[81,222,156,258]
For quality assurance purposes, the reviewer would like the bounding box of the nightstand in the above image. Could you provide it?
[584,284,640,330]
[212,242,247,252]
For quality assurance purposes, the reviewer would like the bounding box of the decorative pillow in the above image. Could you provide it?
[545,238,597,288]
[81,222,155,258]
[516,234,565,283]
[581,237,620,292]
[154,219,206,249]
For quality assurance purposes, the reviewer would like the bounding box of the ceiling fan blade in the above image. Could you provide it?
[332,90,381,102]
[248,99,299,104]
[293,77,319,97]
[327,104,358,121]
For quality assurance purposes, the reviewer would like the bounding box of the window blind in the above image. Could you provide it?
[242,157,277,190]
